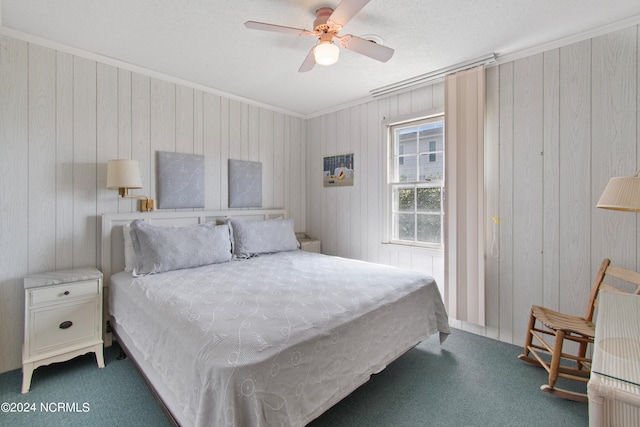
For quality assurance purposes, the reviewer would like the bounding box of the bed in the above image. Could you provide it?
[101,210,450,427]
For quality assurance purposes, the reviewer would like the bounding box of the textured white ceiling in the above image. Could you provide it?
[2,0,640,116]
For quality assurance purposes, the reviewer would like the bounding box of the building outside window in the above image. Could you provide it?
[389,115,444,247]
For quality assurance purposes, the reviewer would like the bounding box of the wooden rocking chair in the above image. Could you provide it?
[518,258,640,401]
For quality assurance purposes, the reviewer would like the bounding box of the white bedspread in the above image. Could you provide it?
[109,250,450,426]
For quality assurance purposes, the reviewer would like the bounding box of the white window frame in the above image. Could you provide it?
[384,110,445,250]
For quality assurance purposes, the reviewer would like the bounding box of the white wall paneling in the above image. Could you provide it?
[484,26,638,344]
[28,44,56,273]
[56,51,75,269]
[132,73,152,213]
[73,57,98,269]
[484,64,500,340]
[306,79,447,293]
[0,34,307,373]
[497,61,515,343]
[0,35,29,373]
[511,54,544,346]
[559,40,593,323]
[306,24,640,348]
[97,63,119,224]
[176,85,194,155]
[204,93,222,210]
[591,28,637,269]
[2,23,640,374]
[541,49,561,314]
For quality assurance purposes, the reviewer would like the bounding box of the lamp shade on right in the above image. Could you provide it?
[597,175,640,212]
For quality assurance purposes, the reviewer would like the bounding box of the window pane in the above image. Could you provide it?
[419,139,433,153]
[429,141,436,162]
[419,124,443,150]
[397,213,415,241]
[419,154,442,181]
[397,132,417,154]
[396,188,415,212]
[397,156,415,182]
[417,214,441,244]
[417,188,440,212]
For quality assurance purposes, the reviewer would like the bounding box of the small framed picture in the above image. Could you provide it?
[323,153,354,187]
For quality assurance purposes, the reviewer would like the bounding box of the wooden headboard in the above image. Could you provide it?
[100,209,287,345]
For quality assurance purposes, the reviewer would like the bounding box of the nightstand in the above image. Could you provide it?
[296,233,321,253]
[22,268,104,393]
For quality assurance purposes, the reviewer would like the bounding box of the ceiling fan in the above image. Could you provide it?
[244,0,394,72]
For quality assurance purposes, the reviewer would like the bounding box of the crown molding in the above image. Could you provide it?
[492,13,640,66]
[3,11,640,120]
[0,25,305,119]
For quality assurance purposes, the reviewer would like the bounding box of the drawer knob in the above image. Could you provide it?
[59,320,73,329]
[63,291,70,296]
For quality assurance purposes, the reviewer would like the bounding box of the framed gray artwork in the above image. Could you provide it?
[228,159,262,208]
[157,151,205,209]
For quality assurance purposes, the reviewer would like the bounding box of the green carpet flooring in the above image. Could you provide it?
[0,328,588,426]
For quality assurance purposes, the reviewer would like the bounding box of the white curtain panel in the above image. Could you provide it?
[444,65,486,326]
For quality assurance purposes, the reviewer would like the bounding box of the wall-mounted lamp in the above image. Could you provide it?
[597,171,640,212]
[106,159,154,211]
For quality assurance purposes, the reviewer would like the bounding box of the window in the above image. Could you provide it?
[388,115,444,247]
[429,140,436,162]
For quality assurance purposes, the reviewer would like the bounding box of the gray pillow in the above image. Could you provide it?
[130,220,232,275]
[229,218,299,258]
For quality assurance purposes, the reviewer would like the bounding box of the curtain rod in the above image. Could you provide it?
[370,53,496,98]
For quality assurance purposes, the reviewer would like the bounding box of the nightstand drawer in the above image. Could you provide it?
[30,279,99,306]
[31,300,99,354]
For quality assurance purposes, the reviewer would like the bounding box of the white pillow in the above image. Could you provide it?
[228,218,299,258]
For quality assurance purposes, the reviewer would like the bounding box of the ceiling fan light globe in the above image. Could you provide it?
[314,42,340,66]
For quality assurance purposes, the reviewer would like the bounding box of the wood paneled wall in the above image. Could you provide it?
[0,34,306,373]
[306,84,446,299]
[484,25,639,345]
[2,23,639,373]
[307,24,640,347]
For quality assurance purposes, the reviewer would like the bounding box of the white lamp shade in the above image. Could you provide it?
[106,159,143,190]
[597,175,640,212]
[314,42,339,66]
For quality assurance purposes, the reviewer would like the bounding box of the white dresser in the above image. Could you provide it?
[22,268,104,393]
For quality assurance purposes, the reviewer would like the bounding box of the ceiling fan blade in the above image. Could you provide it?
[340,34,394,62]
[328,0,371,28]
[244,21,313,36]
[298,48,316,73]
